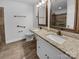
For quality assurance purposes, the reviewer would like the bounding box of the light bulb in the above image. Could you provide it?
[58,6,62,10]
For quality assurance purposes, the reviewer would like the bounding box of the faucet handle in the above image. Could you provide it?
[57,30,62,36]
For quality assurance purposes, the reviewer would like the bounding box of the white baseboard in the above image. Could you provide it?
[6,37,25,44]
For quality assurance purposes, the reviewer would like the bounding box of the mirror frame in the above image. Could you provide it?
[38,1,48,26]
[49,0,78,33]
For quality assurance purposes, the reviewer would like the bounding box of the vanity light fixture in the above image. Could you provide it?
[36,0,46,7]
[36,2,42,7]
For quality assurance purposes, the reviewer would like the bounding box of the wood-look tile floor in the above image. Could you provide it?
[0,39,39,59]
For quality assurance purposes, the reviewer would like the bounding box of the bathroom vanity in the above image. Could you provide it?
[31,28,79,59]
[36,35,71,59]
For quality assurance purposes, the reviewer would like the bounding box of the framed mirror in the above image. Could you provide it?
[50,0,77,31]
[37,0,48,26]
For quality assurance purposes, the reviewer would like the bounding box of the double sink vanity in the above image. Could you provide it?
[30,28,79,59]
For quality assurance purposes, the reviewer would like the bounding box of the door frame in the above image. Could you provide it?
[0,7,6,45]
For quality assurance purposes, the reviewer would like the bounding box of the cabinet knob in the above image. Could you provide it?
[47,56,49,59]
[38,46,40,48]
[45,54,47,56]
[45,54,50,59]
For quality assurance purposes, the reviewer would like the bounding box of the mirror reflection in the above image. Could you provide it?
[39,4,46,25]
[50,0,67,27]
[50,0,76,29]
[37,0,47,26]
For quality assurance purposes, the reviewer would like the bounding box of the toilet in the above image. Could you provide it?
[25,31,34,41]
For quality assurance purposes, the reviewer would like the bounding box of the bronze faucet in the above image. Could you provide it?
[57,30,62,36]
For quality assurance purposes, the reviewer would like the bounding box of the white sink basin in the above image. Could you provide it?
[46,34,66,44]
[33,29,40,31]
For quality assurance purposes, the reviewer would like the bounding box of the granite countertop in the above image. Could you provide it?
[31,28,79,59]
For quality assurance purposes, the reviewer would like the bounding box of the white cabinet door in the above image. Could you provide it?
[41,38,61,59]
[36,36,61,59]
[37,36,47,59]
